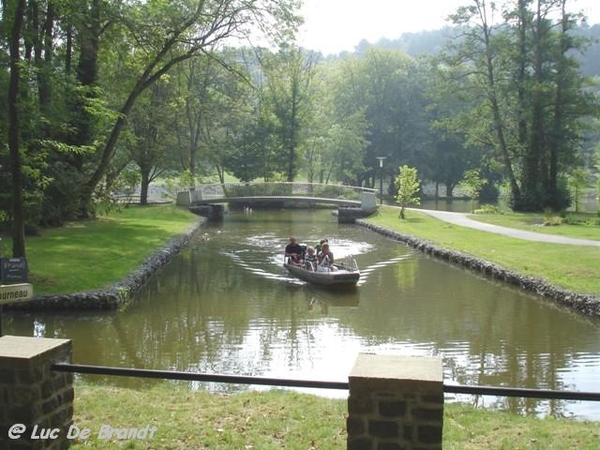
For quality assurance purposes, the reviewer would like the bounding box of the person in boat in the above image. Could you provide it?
[304,246,318,271]
[317,242,337,272]
[285,236,304,264]
[315,239,328,256]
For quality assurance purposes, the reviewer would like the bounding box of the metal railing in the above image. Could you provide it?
[52,363,600,402]
[190,182,376,202]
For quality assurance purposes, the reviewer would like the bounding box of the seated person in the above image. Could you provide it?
[317,242,337,272]
[285,236,304,264]
[315,239,328,256]
[304,246,318,271]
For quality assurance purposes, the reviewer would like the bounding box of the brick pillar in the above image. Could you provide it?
[347,353,444,450]
[0,335,74,450]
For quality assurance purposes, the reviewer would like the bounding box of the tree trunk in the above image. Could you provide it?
[140,167,150,206]
[8,0,27,257]
[484,34,521,206]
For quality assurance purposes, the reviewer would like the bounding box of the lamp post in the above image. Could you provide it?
[376,157,387,205]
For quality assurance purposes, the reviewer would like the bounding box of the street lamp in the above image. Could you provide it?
[376,157,387,205]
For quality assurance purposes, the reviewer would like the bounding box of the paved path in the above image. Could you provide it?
[412,209,600,247]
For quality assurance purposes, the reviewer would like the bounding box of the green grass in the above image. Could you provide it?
[68,382,600,450]
[366,207,600,295]
[21,204,199,295]
[470,211,600,240]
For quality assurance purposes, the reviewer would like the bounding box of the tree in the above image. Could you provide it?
[80,0,301,215]
[6,0,27,257]
[567,168,589,213]
[394,165,421,219]
[329,49,428,188]
[172,48,256,185]
[128,77,177,205]
[440,0,598,212]
[259,46,319,181]
[302,62,368,185]
[462,169,486,213]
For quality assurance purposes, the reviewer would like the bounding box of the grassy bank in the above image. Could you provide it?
[67,382,599,450]
[366,207,600,296]
[471,211,600,240]
[22,205,199,295]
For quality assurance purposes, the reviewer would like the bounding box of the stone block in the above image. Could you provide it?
[369,420,399,438]
[377,442,405,450]
[349,354,443,393]
[348,395,374,414]
[417,425,443,444]
[347,436,374,450]
[347,416,366,435]
[379,401,407,418]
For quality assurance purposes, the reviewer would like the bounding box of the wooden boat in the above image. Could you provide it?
[283,255,360,287]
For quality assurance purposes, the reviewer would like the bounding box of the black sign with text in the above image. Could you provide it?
[0,257,28,283]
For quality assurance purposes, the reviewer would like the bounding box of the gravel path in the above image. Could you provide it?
[413,209,600,247]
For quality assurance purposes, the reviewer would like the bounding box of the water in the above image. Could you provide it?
[4,209,600,419]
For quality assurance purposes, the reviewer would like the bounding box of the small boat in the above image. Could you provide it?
[283,255,360,287]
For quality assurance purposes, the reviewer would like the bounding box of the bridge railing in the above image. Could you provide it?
[190,182,376,202]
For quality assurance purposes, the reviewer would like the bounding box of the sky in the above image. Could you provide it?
[297,0,600,55]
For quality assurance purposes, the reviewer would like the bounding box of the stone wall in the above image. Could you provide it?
[0,335,73,450]
[338,208,377,224]
[357,220,600,318]
[347,354,444,450]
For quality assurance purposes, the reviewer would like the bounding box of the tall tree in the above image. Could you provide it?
[128,78,176,205]
[260,46,319,181]
[329,49,428,188]
[439,0,597,211]
[6,0,27,257]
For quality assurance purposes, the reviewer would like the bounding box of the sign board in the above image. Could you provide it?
[0,283,34,305]
[0,257,28,283]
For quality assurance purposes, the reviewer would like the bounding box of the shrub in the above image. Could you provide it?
[473,204,503,215]
[543,209,563,226]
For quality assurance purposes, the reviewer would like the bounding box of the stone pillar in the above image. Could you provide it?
[0,335,74,450]
[361,192,377,211]
[347,353,444,450]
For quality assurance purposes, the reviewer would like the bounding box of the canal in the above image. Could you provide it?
[5,209,600,419]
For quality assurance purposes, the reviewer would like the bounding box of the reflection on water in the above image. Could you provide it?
[4,209,600,419]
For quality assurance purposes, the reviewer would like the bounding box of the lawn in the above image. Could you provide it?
[470,211,600,240]
[67,382,600,450]
[366,207,600,296]
[21,205,200,295]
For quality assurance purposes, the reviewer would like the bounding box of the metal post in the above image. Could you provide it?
[379,170,383,204]
[376,157,386,205]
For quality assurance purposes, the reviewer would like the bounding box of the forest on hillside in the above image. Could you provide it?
[1,0,599,257]
[363,22,600,78]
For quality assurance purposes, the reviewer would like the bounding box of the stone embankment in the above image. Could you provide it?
[7,218,207,311]
[357,220,600,319]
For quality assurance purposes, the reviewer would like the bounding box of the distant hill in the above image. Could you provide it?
[577,24,600,78]
[352,23,600,78]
